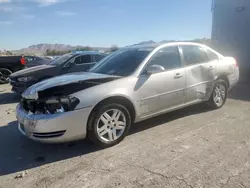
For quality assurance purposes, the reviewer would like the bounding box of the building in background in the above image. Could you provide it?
[212,0,250,79]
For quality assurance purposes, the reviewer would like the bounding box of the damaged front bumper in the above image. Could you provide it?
[16,103,92,143]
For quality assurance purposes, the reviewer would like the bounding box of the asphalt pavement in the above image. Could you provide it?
[0,83,250,188]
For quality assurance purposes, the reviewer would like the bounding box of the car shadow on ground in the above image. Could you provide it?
[0,121,99,176]
[0,92,21,105]
[0,83,249,176]
[130,104,211,134]
[0,104,211,176]
[228,83,250,102]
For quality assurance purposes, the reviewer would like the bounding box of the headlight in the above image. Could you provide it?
[45,96,80,114]
[18,76,34,82]
[21,96,80,114]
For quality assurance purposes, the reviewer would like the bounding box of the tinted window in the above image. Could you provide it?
[27,56,43,61]
[49,53,75,66]
[146,47,181,70]
[94,54,105,62]
[35,56,43,61]
[74,55,91,65]
[25,56,35,61]
[206,49,219,61]
[182,46,209,65]
[90,48,152,76]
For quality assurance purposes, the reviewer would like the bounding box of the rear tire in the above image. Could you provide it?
[87,103,131,148]
[207,79,228,109]
[0,68,12,84]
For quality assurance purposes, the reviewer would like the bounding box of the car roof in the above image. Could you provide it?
[125,42,207,50]
[70,51,105,55]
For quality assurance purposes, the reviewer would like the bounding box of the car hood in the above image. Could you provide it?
[22,72,120,100]
[10,65,56,78]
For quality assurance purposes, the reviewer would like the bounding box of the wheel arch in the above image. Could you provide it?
[216,75,229,89]
[0,68,13,84]
[87,95,137,127]
[0,67,13,73]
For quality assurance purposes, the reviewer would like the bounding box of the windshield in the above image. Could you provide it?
[49,54,75,66]
[90,48,152,76]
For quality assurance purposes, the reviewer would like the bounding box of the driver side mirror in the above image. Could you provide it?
[145,64,165,75]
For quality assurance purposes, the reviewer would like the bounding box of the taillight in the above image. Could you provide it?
[20,57,26,65]
[234,58,238,67]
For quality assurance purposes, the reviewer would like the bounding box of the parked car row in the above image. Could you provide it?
[13,42,239,147]
[9,51,106,93]
[0,55,50,84]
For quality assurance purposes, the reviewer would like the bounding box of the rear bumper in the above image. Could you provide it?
[228,68,240,91]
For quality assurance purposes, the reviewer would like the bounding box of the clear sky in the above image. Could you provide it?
[0,0,212,50]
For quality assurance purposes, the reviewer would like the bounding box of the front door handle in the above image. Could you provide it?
[174,73,183,79]
[209,66,215,70]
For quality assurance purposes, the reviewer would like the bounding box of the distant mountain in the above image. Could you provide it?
[12,38,211,55]
[12,43,110,55]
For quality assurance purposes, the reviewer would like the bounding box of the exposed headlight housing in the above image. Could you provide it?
[18,76,34,82]
[45,96,80,114]
[21,96,80,114]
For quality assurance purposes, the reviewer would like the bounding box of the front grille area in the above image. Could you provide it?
[20,123,25,132]
[10,78,26,87]
[33,130,66,138]
[9,79,16,86]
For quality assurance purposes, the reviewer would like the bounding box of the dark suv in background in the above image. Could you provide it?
[9,51,106,93]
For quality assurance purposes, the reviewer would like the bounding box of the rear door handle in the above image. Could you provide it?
[174,73,183,79]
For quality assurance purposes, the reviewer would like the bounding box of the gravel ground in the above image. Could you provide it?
[0,83,250,188]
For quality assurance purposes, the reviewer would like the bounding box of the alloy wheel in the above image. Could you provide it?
[96,109,126,142]
[213,84,226,107]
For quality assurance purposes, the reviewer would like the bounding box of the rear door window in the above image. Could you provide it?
[206,49,219,61]
[181,46,209,66]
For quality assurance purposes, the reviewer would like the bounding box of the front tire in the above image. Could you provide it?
[207,79,228,109]
[87,103,131,147]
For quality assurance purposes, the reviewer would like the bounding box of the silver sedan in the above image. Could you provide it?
[16,42,239,147]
